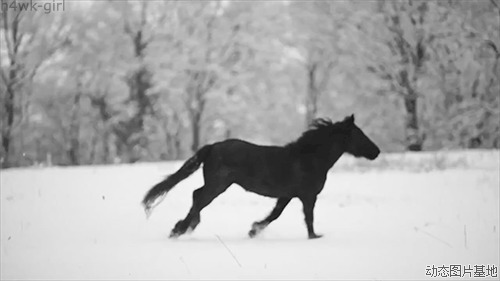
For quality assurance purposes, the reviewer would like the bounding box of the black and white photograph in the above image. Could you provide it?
[1,0,499,279]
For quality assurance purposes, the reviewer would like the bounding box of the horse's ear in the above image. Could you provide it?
[345,114,355,124]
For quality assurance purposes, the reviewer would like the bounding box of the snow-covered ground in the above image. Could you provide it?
[1,150,499,280]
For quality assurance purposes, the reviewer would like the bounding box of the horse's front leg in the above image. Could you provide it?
[299,195,322,239]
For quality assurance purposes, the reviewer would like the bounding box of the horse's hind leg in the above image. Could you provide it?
[170,184,228,238]
[249,197,291,238]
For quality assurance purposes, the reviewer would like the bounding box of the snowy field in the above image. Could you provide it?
[1,150,499,280]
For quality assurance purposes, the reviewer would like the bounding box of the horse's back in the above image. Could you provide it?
[210,139,287,164]
[204,139,300,197]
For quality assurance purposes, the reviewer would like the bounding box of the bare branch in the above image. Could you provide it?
[2,7,14,60]
[123,19,133,37]
[485,40,500,58]
[491,0,500,19]
[0,68,9,86]
[491,0,500,11]
[140,1,148,28]
[10,8,24,54]
[13,5,24,21]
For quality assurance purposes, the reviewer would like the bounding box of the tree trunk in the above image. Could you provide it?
[90,94,112,164]
[114,11,153,163]
[305,63,318,128]
[1,9,21,168]
[2,68,16,168]
[102,130,110,163]
[67,89,81,165]
[403,92,422,151]
[398,59,423,151]
[187,71,208,154]
[191,111,201,153]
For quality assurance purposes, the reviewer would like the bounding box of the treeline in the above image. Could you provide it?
[1,0,499,168]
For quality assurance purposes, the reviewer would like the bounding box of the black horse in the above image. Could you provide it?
[142,114,380,239]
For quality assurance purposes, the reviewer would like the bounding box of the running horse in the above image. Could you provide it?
[142,115,380,239]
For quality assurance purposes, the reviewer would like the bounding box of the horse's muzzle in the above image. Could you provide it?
[368,149,380,160]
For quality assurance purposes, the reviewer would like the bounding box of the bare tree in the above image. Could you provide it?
[364,0,431,151]
[1,0,70,167]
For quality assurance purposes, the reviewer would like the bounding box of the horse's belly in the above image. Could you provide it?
[235,180,294,198]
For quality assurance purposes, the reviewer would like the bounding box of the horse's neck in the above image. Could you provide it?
[325,145,345,169]
[308,143,345,171]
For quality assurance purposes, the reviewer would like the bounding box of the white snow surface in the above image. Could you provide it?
[1,150,499,280]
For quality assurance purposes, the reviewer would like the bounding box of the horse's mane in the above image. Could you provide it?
[285,117,348,152]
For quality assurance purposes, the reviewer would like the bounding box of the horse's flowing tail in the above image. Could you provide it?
[142,145,212,218]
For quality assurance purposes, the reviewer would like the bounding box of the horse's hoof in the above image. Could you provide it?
[249,221,267,238]
[308,233,323,239]
[144,207,152,219]
[248,229,258,238]
[169,231,180,239]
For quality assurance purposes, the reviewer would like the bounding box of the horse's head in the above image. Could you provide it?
[341,114,380,160]
[290,115,380,161]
